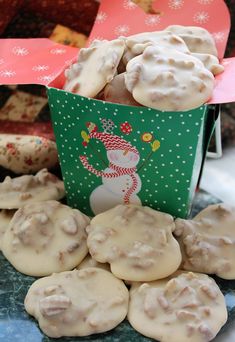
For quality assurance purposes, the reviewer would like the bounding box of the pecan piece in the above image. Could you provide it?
[61,217,78,235]
[39,294,71,317]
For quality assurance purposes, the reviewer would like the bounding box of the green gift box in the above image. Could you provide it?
[47,87,217,218]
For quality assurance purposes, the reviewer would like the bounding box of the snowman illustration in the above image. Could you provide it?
[79,131,142,215]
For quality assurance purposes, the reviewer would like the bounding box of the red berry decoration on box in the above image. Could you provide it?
[120,121,132,135]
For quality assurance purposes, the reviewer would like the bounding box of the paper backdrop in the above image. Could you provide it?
[89,0,230,59]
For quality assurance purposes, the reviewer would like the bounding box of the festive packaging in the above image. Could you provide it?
[1,0,235,218]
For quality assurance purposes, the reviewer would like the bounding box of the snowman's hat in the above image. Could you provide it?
[89,132,139,155]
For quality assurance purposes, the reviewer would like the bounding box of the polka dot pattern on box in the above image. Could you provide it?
[48,87,209,218]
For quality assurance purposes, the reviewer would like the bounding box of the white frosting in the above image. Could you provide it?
[125,30,189,60]
[2,200,90,276]
[191,53,224,75]
[125,45,214,111]
[24,268,129,338]
[165,25,218,56]
[175,203,235,279]
[128,271,227,342]
[0,169,65,209]
[87,204,181,281]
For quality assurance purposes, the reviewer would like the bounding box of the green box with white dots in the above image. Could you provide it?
[47,87,216,218]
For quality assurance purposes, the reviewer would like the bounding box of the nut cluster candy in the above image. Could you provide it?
[87,204,182,281]
[175,203,235,279]
[64,26,224,111]
[0,199,229,341]
[128,272,227,342]
[2,200,90,276]
[24,268,129,338]
[0,168,65,209]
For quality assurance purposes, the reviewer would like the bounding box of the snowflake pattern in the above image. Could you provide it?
[212,31,225,43]
[198,0,213,4]
[0,70,16,77]
[168,0,184,10]
[32,65,49,72]
[145,15,161,26]
[123,0,138,10]
[12,46,29,56]
[193,11,209,24]
[50,48,66,55]
[95,11,107,24]
[114,25,130,36]
[65,59,75,66]
[37,74,54,83]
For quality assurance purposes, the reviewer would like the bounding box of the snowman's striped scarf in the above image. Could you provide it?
[79,156,138,204]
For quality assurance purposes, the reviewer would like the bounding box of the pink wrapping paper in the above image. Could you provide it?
[89,0,230,59]
[0,39,77,85]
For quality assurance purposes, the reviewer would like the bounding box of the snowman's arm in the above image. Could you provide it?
[79,156,119,178]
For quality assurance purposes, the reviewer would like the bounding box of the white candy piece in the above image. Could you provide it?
[122,30,190,65]
[175,203,235,279]
[165,25,218,56]
[125,45,214,111]
[24,268,129,338]
[0,210,15,250]
[192,53,224,75]
[2,200,89,276]
[64,39,125,97]
[0,134,58,174]
[104,73,140,106]
[0,169,65,209]
[76,253,110,272]
[87,204,181,282]
[128,271,227,342]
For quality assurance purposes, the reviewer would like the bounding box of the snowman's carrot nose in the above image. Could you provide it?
[123,150,129,156]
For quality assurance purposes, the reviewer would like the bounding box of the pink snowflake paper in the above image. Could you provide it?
[0,39,77,85]
[89,0,231,59]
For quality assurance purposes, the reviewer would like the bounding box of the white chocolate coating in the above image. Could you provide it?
[165,25,218,56]
[125,45,214,111]
[24,268,129,338]
[128,271,227,342]
[104,73,140,106]
[0,169,65,209]
[64,39,125,97]
[87,204,181,281]
[76,254,110,271]
[121,31,189,69]
[2,201,89,276]
[0,210,15,250]
[175,203,235,279]
[192,53,224,75]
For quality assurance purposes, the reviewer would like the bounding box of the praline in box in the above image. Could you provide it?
[0,0,234,218]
